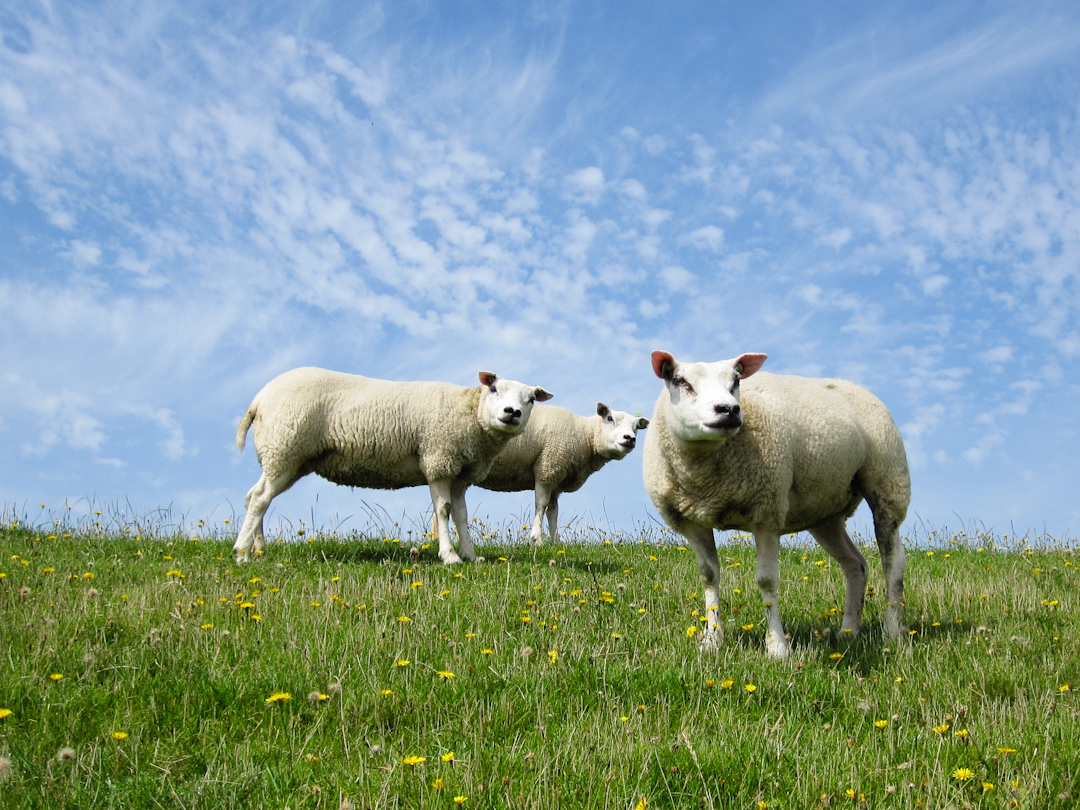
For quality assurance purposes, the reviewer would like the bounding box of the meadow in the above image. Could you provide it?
[0,506,1077,809]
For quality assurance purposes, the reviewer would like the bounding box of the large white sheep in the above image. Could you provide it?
[642,351,910,657]
[473,403,649,543]
[233,367,553,564]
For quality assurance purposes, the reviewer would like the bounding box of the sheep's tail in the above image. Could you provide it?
[236,403,257,453]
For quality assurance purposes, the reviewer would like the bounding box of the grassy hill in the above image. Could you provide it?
[1,515,1077,808]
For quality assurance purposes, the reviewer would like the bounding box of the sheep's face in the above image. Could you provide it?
[596,403,649,459]
[651,351,767,443]
[478,372,554,434]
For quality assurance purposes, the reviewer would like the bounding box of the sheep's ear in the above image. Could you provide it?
[651,351,676,381]
[596,403,610,417]
[733,353,767,378]
[636,417,650,429]
[534,388,554,402]
[479,372,498,388]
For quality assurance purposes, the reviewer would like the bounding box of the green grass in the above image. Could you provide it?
[1,514,1078,809]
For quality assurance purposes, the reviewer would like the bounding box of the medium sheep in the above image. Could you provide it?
[473,403,649,543]
[233,367,553,564]
[642,351,910,657]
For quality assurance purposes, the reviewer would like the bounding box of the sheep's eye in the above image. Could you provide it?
[672,376,692,392]
[528,397,535,405]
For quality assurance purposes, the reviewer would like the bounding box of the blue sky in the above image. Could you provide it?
[2,0,1078,542]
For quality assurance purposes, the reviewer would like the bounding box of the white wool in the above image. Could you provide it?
[233,367,552,564]
[643,351,910,657]
[476,403,648,542]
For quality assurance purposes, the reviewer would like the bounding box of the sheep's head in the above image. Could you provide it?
[478,372,553,434]
[596,403,649,459]
[651,351,766,442]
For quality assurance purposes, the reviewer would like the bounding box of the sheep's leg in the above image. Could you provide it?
[682,522,723,651]
[429,479,462,565]
[450,480,475,562]
[545,492,560,543]
[752,530,790,657]
[530,484,552,544]
[810,517,868,639]
[233,467,298,563]
[873,514,906,639]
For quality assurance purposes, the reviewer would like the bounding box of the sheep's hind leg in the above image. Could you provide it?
[233,467,298,562]
[682,522,724,651]
[753,530,791,657]
[429,479,463,565]
[872,514,906,639]
[810,517,868,639]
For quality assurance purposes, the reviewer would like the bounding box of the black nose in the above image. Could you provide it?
[504,406,521,417]
[714,403,740,417]
[623,435,635,444]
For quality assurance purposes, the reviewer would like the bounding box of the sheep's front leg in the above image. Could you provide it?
[682,522,723,651]
[429,479,462,565]
[752,530,790,657]
[545,492,560,543]
[811,517,868,639]
[450,480,475,562]
[530,484,553,544]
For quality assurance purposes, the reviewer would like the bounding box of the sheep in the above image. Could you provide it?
[471,403,649,543]
[642,351,910,657]
[232,367,553,564]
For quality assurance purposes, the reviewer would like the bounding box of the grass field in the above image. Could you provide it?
[1,508,1078,809]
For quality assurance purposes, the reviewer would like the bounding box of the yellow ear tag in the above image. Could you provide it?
[735,363,744,374]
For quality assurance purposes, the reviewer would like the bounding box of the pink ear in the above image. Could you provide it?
[651,351,676,381]
[596,403,610,417]
[534,388,553,402]
[734,353,767,377]
[479,372,497,387]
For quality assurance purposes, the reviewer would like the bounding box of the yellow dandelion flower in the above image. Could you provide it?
[309,602,321,607]
[1059,684,1071,692]
[481,648,494,655]
[830,653,844,661]
[111,731,128,741]
[411,582,423,589]
[436,670,455,679]
[745,684,757,693]
[874,720,888,729]
[720,678,734,689]
[981,782,995,792]
[997,747,1017,754]
[393,659,409,668]
[0,708,12,720]
[548,649,558,663]
[380,689,394,696]
[955,729,970,739]
[634,798,648,810]
[453,797,468,806]
[686,626,697,638]
[265,691,291,704]
[433,778,445,789]
[441,751,456,762]
[239,601,255,609]
[165,570,184,578]
[397,615,412,622]
[49,673,63,682]
[952,768,975,781]
[401,755,426,766]
[741,624,755,631]
[705,679,715,688]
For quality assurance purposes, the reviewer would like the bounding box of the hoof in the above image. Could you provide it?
[441,552,464,565]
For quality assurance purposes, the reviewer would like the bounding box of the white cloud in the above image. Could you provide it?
[679,225,725,252]
[565,167,605,204]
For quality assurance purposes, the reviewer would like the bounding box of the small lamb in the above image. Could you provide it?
[474,403,649,543]
[642,351,910,657]
[233,367,553,564]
